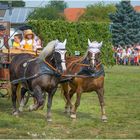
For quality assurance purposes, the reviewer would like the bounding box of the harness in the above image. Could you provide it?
[77,63,105,78]
[11,58,61,87]
[61,63,104,79]
[62,54,104,79]
[11,54,105,87]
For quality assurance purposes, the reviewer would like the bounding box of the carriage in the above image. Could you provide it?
[0,48,42,97]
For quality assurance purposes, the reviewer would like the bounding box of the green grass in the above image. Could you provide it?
[0,66,140,139]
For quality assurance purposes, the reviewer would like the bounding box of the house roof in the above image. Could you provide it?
[3,7,35,24]
[64,8,85,22]
[134,6,140,12]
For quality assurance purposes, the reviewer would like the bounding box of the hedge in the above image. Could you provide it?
[28,20,114,66]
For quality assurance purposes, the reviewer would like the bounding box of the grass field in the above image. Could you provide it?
[0,66,140,139]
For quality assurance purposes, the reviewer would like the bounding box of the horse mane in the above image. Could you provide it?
[39,40,57,60]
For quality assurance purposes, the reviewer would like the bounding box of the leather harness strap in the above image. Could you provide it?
[43,59,61,74]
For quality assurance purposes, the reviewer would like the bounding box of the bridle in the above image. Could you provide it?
[55,48,67,65]
[87,47,101,68]
[43,47,102,78]
[43,48,67,75]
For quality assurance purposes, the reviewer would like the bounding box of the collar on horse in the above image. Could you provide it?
[77,63,105,78]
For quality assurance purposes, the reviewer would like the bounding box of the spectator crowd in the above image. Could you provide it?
[113,46,140,66]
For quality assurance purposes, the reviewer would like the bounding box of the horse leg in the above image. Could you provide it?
[70,89,82,119]
[39,92,47,110]
[46,88,57,122]
[96,88,107,122]
[64,89,74,114]
[63,83,76,114]
[11,84,18,115]
[61,83,70,113]
[29,86,44,111]
[18,87,28,112]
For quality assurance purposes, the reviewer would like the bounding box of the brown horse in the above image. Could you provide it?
[61,39,107,122]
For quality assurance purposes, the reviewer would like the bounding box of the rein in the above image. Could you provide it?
[43,59,61,74]
[74,62,101,68]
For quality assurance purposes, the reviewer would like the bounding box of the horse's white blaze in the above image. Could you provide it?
[62,62,66,71]
[88,39,103,67]
[60,51,67,71]
[55,50,67,71]
[55,39,67,71]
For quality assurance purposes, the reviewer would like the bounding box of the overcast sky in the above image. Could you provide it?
[24,0,140,8]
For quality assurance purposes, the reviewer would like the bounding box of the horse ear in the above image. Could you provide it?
[88,39,91,46]
[63,39,67,46]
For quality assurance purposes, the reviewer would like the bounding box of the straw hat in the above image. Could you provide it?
[24,29,34,38]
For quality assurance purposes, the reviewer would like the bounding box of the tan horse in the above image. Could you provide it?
[61,39,107,122]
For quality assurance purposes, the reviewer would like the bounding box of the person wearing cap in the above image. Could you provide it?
[20,29,42,51]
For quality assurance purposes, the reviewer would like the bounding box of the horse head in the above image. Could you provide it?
[87,39,103,68]
[39,39,67,73]
[54,39,67,72]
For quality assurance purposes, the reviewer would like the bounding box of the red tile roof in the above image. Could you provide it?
[134,6,140,12]
[64,8,85,22]
[64,6,140,22]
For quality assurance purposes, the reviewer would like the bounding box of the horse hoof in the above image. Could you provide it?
[63,109,70,114]
[102,115,108,122]
[13,111,19,116]
[70,114,77,119]
[47,118,52,122]
[28,105,34,111]
[19,107,23,112]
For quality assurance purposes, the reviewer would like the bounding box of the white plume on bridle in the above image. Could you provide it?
[39,40,58,60]
[83,39,103,64]
[88,39,103,53]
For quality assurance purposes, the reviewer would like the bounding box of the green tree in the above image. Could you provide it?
[80,2,116,22]
[48,0,67,12]
[109,1,140,47]
[28,0,67,20]
[0,0,25,7]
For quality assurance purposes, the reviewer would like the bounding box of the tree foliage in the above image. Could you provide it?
[48,1,67,12]
[0,0,25,7]
[28,0,67,20]
[80,2,116,22]
[28,20,114,66]
[109,1,140,47]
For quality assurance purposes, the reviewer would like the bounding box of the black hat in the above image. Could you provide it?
[0,25,6,31]
[18,25,32,31]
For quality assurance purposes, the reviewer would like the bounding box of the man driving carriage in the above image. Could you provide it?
[0,25,11,50]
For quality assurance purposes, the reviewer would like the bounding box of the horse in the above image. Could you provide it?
[10,39,67,121]
[61,39,107,122]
